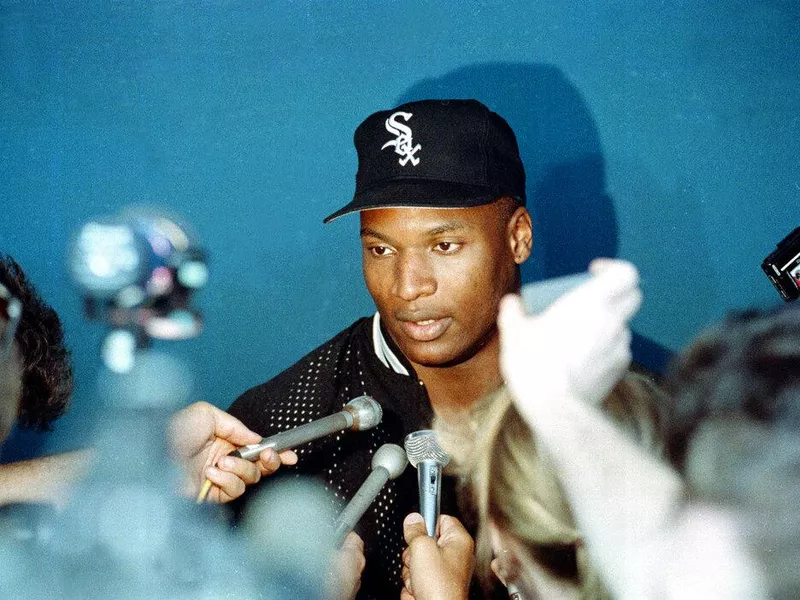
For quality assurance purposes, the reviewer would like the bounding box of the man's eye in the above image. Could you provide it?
[370,246,392,257]
[435,241,460,253]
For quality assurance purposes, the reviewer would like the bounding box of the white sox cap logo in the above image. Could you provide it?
[381,111,421,166]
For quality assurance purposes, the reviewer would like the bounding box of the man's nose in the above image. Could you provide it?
[392,252,436,301]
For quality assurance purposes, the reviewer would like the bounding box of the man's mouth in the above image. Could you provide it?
[397,317,453,342]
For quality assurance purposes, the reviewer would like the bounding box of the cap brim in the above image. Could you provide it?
[323,179,500,223]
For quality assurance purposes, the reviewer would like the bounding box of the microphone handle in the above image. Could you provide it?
[333,466,390,546]
[232,411,354,460]
[418,459,442,538]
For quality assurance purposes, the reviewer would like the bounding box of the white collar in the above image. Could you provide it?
[372,313,409,376]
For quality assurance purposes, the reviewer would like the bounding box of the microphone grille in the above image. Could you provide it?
[346,395,383,430]
[403,430,451,468]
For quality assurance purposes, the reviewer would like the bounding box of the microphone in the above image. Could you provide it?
[196,395,382,503]
[404,430,451,538]
[332,443,407,546]
[231,395,383,460]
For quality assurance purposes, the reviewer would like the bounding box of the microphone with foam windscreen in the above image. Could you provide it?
[332,443,408,546]
[196,395,383,503]
[404,430,451,538]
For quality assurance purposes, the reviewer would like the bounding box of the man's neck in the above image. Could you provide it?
[410,334,504,423]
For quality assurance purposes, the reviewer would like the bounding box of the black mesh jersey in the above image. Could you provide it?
[228,315,476,599]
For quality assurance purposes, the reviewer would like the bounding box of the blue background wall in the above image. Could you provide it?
[1,1,797,459]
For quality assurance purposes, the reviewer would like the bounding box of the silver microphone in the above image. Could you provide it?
[404,430,451,538]
[333,443,408,546]
[232,395,383,461]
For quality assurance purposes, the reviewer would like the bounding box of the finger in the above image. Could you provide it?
[588,257,616,273]
[403,512,432,545]
[613,286,643,323]
[210,408,263,447]
[217,454,261,486]
[278,449,298,465]
[597,260,639,293]
[437,515,473,550]
[401,565,410,588]
[256,447,282,475]
[580,260,639,302]
[490,558,507,586]
[203,465,245,502]
[609,328,633,370]
[341,531,365,555]
[400,564,414,599]
[339,532,367,577]
[588,257,635,277]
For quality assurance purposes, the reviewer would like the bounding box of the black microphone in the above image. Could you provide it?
[333,443,408,546]
[404,430,451,538]
[231,395,383,460]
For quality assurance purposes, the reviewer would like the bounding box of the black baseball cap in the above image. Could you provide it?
[323,99,526,223]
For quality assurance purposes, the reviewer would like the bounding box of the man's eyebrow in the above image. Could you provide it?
[426,220,472,236]
[360,227,385,239]
[360,220,473,239]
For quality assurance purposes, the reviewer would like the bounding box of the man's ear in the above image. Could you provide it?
[508,206,533,265]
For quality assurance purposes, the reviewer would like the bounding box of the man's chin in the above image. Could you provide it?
[397,342,452,369]
[400,342,478,370]
[397,329,496,370]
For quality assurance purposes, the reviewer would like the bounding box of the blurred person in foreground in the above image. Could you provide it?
[464,258,777,599]
[0,257,364,599]
[0,255,86,507]
[0,254,298,507]
[662,304,800,600]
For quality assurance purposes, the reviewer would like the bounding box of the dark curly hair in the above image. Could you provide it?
[0,255,73,430]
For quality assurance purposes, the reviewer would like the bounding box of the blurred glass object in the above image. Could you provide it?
[68,209,208,373]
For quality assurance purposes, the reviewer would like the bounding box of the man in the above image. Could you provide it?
[216,99,533,598]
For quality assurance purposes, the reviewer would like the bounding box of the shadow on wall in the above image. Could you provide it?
[398,62,672,373]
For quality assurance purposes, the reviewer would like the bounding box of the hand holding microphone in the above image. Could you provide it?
[195,395,383,503]
[404,430,451,538]
[401,512,475,600]
[169,401,298,503]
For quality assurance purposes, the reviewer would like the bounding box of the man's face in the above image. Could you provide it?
[360,201,529,368]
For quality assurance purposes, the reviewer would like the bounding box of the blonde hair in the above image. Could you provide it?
[441,372,667,598]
